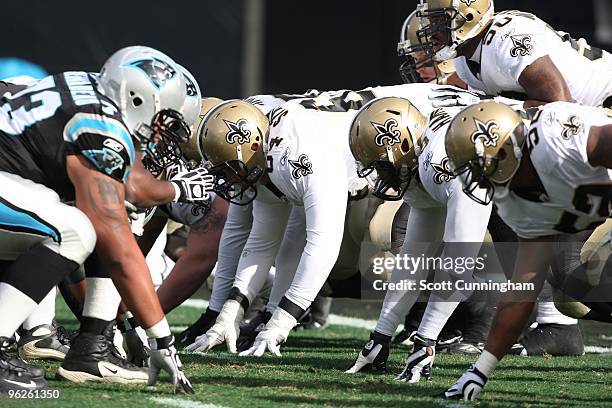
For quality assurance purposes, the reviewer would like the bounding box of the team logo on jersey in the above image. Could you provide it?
[223,118,252,144]
[281,147,291,165]
[371,119,401,147]
[245,97,264,106]
[428,108,452,132]
[471,118,500,147]
[125,58,177,90]
[559,115,583,140]
[288,154,313,179]
[460,0,477,6]
[431,157,455,184]
[267,107,289,127]
[509,35,533,57]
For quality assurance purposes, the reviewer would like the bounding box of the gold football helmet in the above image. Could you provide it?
[419,0,494,61]
[398,8,456,84]
[349,97,427,200]
[180,97,224,163]
[198,99,269,204]
[445,101,526,205]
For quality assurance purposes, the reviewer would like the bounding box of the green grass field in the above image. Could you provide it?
[3,301,611,408]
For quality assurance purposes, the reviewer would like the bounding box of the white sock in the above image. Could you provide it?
[23,287,56,330]
[537,283,577,325]
[474,350,499,377]
[82,277,122,321]
[417,300,460,340]
[0,282,37,337]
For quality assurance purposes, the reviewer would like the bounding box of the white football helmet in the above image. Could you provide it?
[98,46,190,173]
[177,64,202,130]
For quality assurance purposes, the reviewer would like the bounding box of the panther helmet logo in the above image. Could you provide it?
[125,58,176,90]
[470,118,500,148]
[371,118,401,147]
[223,118,252,144]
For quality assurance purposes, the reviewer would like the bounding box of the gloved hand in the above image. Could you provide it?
[184,300,244,353]
[169,166,214,204]
[396,333,436,383]
[428,87,483,108]
[148,335,194,394]
[176,308,220,348]
[345,331,391,373]
[239,308,296,357]
[118,314,149,367]
[443,365,488,401]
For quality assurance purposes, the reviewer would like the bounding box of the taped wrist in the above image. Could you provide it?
[372,330,392,345]
[228,287,250,311]
[148,334,174,350]
[278,296,306,321]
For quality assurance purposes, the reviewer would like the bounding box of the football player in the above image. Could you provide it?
[442,100,612,400]
[397,8,462,87]
[0,46,202,393]
[416,0,612,107]
[185,83,491,357]
[345,95,492,380]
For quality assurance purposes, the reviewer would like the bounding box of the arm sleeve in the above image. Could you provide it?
[207,203,254,312]
[231,200,292,304]
[417,185,492,339]
[282,160,349,311]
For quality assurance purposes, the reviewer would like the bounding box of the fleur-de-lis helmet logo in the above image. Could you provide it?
[460,0,477,6]
[223,118,252,144]
[470,118,500,148]
[371,118,401,147]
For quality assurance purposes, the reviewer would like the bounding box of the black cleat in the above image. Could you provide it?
[18,323,70,361]
[511,323,585,356]
[238,310,272,352]
[177,308,219,348]
[0,337,46,392]
[57,321,148,384]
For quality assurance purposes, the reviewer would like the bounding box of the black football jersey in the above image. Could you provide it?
[0,72,135,200]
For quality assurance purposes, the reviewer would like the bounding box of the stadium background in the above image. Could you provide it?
[1,0,609,98]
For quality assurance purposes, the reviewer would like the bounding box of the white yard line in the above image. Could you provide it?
[150,397,227,408]
[179,299,610,354]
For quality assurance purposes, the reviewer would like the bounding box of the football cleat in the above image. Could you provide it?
[238,310,271,352]
[434,329,463,353]
[443,365,488,401]
[0,337,47,392]
[57,321,148,384]
[392,329,416,347]
[510,323,584,356]
[443,341,484,355]
[345,331,391,374]
[18,323,70,361]
[396,333,436,383]
[176,308,219,348]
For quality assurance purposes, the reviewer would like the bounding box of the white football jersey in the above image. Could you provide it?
[496,102,612,239]
[454,11,612,106]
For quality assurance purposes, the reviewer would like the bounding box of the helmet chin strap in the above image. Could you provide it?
[509,132,523,161]
[236,145,244,162]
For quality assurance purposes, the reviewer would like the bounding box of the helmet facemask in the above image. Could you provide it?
[450,122,527,206]
[206,157,264,205]
[357,158,413,201]
[138,109,190,176]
